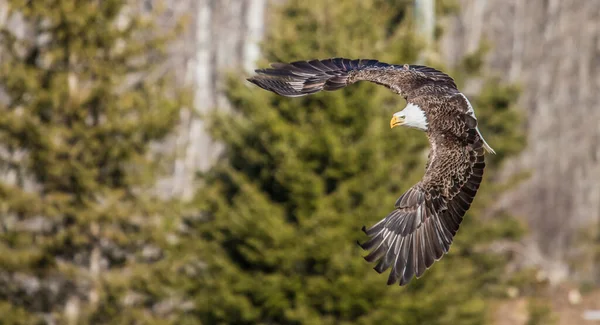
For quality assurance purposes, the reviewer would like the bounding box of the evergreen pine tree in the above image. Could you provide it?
[192,0,526,324]
[0,1,185,323]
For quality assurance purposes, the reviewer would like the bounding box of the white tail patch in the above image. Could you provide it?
[460,93,496,154]
[476,126,496,154]
[459,93,475,116]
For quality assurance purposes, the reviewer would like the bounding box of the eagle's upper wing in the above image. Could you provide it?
[247,58,458,100]
[360,119,485,285]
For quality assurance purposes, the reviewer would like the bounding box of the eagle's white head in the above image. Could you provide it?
[390,103,428,131]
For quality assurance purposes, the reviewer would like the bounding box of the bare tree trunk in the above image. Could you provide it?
[170,0,267,200]
[414,0,435,49]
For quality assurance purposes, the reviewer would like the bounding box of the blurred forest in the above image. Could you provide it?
[442,0,600,285]
[0,0,598,324]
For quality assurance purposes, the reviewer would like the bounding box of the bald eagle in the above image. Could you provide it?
[247,58,494,286]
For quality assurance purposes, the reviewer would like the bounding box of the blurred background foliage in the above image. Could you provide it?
[0,0,594,324]
[195,0,525,324]
[0,0,187,323]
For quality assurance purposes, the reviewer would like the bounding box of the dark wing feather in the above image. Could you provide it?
[360,121,485,286]
[247,58,457,100]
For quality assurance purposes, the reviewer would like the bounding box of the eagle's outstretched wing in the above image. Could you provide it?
[247,58,457,100]
[360,124,485,285]
[248,58,487,286]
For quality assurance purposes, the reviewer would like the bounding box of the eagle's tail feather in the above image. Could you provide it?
[476,126,496,154]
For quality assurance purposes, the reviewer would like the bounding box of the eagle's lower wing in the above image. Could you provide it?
[247,58,457,99]
[360,129,485,286]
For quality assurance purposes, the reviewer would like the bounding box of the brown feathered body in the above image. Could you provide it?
[248,58,489,286]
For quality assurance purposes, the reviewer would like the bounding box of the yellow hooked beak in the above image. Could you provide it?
[390,115,404,128]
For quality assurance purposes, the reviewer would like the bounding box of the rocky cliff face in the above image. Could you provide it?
[442,0,600,282]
